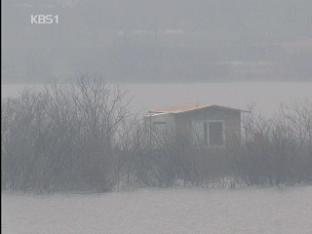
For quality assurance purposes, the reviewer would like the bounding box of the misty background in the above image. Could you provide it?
[2,0,312,83]
[2,2,312,234]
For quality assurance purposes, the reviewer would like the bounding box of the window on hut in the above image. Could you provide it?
[208,121,224,146]
[192,120,225,146]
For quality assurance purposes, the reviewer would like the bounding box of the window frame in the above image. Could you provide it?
[206,120,225,147]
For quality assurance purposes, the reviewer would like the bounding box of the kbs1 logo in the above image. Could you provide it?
[30,14,59,25]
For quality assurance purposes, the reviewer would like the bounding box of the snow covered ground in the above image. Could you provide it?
[2,186,312,234]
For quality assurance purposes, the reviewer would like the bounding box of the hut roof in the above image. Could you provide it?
[148,104,248,115]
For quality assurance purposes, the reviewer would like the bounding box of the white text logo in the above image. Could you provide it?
[30,15,59,25]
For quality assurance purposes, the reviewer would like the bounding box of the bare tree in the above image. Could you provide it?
[2,76,129,192]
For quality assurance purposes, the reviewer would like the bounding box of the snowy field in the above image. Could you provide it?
[2,187,312,234]
[2,82,312,115]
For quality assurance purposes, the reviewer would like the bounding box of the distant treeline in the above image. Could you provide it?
[3,0,312,82]
[2,77,312,192]
[3,43,312,83]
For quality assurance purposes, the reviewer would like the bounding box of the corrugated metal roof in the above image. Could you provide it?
[148,104,247,114]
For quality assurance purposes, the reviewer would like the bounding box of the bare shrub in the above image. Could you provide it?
[2,82,311,192]
[2,76,128,192]
[231,101,312,185]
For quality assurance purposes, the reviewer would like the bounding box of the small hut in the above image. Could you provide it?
[144,104,247,147]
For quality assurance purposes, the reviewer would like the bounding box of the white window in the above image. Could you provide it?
[192,121,205,144]
[208,121,224,146]
[192,120,225,146]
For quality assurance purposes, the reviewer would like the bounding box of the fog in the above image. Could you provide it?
[2,82,312,115]
[2,2,312,234]
[2,0,312,82]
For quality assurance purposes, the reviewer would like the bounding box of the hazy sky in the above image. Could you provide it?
[2,0,312,82]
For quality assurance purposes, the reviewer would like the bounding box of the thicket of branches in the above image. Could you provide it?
[111,102,312,189]
[2,78,312,192]
[2,77,128,192]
